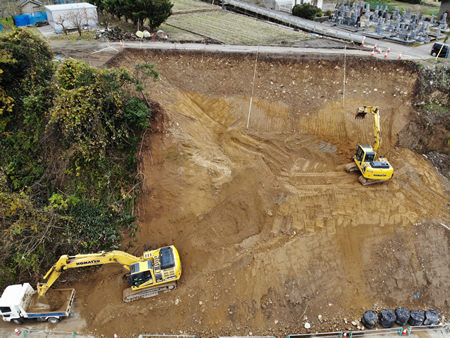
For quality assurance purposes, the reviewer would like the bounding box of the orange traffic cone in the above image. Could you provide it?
[361,38,365,46]
[374,44,377,49]
[120,40,124,47]
[384,52,388,58]
[371,50,374,56]
[114,334,119,338]
[15,328,21,335]
[398,53,402,59]
[378,48,382,54]
[401,328,408,335]
[387,47,391,53]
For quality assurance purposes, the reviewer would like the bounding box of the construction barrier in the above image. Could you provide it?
[17,328,90,338]
[220,337,274,338]
[286,324,449,338]
[139,335,196,338]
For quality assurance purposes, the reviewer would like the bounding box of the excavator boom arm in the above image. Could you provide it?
[356,106,382,156]
[37,251,142,296]
[371,107,382,156]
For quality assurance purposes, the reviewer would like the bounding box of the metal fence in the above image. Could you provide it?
[286,324,450,338]
[15,328,92,338]
[139,335,196,338]
[220,336,275,338]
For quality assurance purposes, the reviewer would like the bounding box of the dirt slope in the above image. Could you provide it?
[71,50,450,337]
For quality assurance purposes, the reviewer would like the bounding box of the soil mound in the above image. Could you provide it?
[44,289,65,311]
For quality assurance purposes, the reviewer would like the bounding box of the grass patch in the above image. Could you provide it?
[423,8,439,15]
[159,23,204,40]
[172,0,216,12]
[166,11,313,45]
[49,30,99,42]
[0,17,15,31]
[423,103,449,114]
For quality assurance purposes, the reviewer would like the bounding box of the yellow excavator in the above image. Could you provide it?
[345,106,394,185]
[37,244,182,302]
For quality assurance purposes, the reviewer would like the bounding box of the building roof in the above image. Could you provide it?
[20,0,42,7]
[44,2,96,11]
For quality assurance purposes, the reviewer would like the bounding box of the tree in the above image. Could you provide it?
[64,7,96,36]
[54,14,69,34]
[103,0,123,20]
[0,30,158,289]
[97,9,114,29]
[0,50,15,116]
[1,1,20,18]
[0,29,54,191]
[133,0,174,31]
[292,3,322,20]
[87,0,105,14]
[134,62,159,107]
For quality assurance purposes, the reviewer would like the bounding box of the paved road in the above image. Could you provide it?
[47,39,431,61]
[38,15,436,61]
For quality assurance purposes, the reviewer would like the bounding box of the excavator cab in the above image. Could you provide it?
[129,261,154,287]
[128,246,180,291]
[355,145,375,164]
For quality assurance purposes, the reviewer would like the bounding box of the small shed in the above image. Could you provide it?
[20,0,42,15]
[44,2,97,31]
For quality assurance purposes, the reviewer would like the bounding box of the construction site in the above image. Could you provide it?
[2,23,450,336]
[28,48,446,337]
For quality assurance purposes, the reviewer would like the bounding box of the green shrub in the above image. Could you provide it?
[125,97,151,129]
[292,3,322,20]
[0,29,159,289]
[325,9,332,16]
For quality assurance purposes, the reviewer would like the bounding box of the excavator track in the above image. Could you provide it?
[358,175,391,186]
[122,282,177,302]
[345,163,360,173]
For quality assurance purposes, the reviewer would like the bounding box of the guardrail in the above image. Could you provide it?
[224,0,364,43]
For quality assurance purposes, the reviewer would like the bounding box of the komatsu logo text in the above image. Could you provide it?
[76,260,100,266]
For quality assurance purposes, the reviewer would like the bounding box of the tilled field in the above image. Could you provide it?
[66,50,450,338]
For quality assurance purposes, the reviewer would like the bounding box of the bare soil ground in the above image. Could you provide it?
[56,49,450,338]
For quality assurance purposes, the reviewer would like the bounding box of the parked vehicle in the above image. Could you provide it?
[0,283,75,325]
[431,43,449,58]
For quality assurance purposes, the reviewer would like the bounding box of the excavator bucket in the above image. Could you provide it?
[355,107,367,119]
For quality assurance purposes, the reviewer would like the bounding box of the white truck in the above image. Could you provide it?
[0,283,75,325]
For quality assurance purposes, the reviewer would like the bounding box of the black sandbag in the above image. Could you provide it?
[395,307,410,326]
[409,309,425,326]
[380,309,396,328]
[423,309,440,325]
[362,310,378,329]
